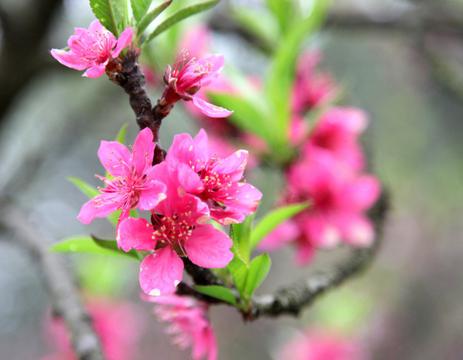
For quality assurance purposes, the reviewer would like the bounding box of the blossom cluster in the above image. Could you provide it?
[78,127,261,296]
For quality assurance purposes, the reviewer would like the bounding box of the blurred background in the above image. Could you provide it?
[0,0,462,359]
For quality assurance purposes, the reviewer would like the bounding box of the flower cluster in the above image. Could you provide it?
[145,295,217,360]
[79,128,261,296]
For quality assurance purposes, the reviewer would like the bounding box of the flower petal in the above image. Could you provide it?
[117,217,155,252]
[139,248,184,296]
[97,140,131,176]
[192,96,233,118]
[77,195,119,224]
[211,149,248,181]
[138,180,167,211]
[112,27,134,58]
[258,221,300,251]
[131,128,155,175]
[83,64,106,78]
[185,224,233,268]
[50,49,88,70]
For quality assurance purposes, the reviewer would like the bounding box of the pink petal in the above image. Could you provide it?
[77,196,119,224]
[258,221,300,251]
[139,248,184,296]
[337,214,375,246]
[50,49,88,70]
[112,27,134,58]
[176,163,204,194]
[166,131,208,169]
[97,140,131,176]
[88,19,105,32]
[299,213,341,248]
[343,175,381,211]
[185,224,233,268]
[131,128,155,175]
[196,54,224,86]
[211,149,248,181]
[117,217,156,252]
[138,181,167,211]
[192,96,233,118]
[83,64,106,78]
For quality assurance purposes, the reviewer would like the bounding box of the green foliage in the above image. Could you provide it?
[144,0,219,44]
[230,215,253,264]
[51,236,139,260]
[115,122,128,144]
[89,0,130,35]
[194,285,237,305]
[250,202,309,249]
[137,0,173,35]
[265,0,296,33]
[68,177,99,199]
[243,253,271,298]
[131,0,152,22]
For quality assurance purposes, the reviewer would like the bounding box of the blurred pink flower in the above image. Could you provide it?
[51,20,133,78]
[165,129,262,225]
[278,330,365,360]
[163,53,233,118]
[260,153,380,265]
[179,25,211,60]
[78,128,166,225]
[305,107,368,170]
[292,51,337,113]
[146,295,218,360]
[42,298,142,360]
[118,160,233,296]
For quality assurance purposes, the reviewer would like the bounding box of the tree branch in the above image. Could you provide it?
[0,201,105,360]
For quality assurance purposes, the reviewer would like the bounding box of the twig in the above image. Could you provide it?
[0,201,105,360]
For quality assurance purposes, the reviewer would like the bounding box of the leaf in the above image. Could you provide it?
[243,253,271,298]
[230,215,253,264]
[68,177,99,199]
[208,92,271,143]
[115,123,128,144]
[131,0,152,22]
[194,285,237,305]
[90,0,129,35]
[265,0,297,33]
[266,0,330,143]
[51,236,138,260]
[227,256,248,295]
[145,0,219,44]
[137,0,173,35]
[250,202,309,249]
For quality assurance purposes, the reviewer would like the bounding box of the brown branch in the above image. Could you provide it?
[0,201,105,360]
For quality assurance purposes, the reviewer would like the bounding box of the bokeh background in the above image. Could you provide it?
[0,0,462,359]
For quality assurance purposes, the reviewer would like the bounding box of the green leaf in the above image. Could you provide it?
[194,285,237,305]
[243,253,271,298]
[208,92,271,143]
[144,0,219,44]
[137,0,173,35]
[230,215,253,264]
[68,177,99,199]
[115,123,128,144]
[51,236,138,260]
[131,0,152,22]
[266,0,297,33]
[266,0,330,143]
[227,256,248,295]
[90,0,129,35]
[250,202,309,249]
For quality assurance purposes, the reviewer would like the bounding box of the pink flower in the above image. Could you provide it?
[42,298,143,360]
[165,129,262,225]
[260,153,380,265]
[117,161,233,295]
[162,52,233,118]
[145,295,218,360]
[292,51,337,113]
[51,20,133,78]
[278,330,365,360]
[179,25,211,60]
[305,107,368,170]
[77,128,166,225]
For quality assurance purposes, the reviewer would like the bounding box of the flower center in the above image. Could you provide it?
[152,214,194,254]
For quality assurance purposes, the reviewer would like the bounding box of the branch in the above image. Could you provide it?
[0,201,105,360]
[249,192,389,319]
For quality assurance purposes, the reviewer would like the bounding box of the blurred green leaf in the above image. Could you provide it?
[115,122,128,144]
[243,253,271,298]
[194,285,237,305]
[266,0,297,33]
[68,177,99,199]
[250,202,309,249]
[144,0,219,44]
[137,0,173,35]
[131,0,152,22]
[266,0,330,143]
[227,256,248,295]
[51,236,138,260]
[90,0,119,34]
[230,215,254,264]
